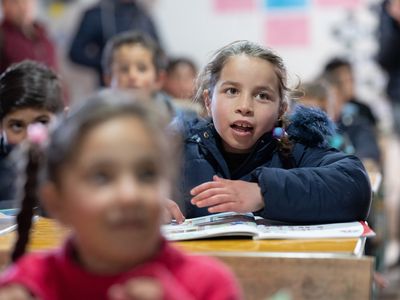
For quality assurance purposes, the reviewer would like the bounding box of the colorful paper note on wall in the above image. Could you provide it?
[315,0,361,10]
[265,0,308,9]
[214,0,256,13]
[265,15,310,47]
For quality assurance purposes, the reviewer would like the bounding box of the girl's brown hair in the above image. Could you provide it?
[12,90,178,262]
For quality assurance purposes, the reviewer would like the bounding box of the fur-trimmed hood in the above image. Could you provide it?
[287,105,336,147]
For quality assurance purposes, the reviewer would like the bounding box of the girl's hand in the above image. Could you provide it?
[0,284,37,300]
[108,278,163,300]
[163,199,185,224]
[190,175,264,213]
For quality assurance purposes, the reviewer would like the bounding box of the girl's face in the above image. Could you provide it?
[42,115,167,274]
[109,44,162,96]
[1,108,54,146]
[204,55,284,153]
[2,0,36,27]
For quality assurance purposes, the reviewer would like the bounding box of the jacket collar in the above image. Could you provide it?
[186,119,277,178]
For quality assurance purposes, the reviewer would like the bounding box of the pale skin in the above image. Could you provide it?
[104,44,164,97]
[2,0,37,28]
[191,55,286,215]
[0,116,173,299]
[191,175,264,213]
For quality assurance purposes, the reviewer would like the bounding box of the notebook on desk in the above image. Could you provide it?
[162,212,375,242]
[0,213,17,235]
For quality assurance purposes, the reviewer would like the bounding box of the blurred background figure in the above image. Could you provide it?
[320,69,381,169]
[101,30,175,120]
[0,0,57,73]
[323,57,377,128]
[163,56,204,116]
[377,0,400,270]
[68,0,160,86]
[163,57,197,100]
[298,81,356,156]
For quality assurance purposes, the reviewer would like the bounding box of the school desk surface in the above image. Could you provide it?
[0,217,374,300]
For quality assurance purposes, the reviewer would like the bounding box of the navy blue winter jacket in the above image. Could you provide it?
[177,107,371,224]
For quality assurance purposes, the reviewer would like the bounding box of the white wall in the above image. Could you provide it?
[152,0,381,81]
[23,0,389,122]
[151,0,388,122]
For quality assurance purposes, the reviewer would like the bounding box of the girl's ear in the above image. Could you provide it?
[40,182,68,225]
[203,90,212,117]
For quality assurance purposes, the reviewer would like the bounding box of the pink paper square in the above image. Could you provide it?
[315,0,362,10]
[214,0,256,13]
[265,16,310,47]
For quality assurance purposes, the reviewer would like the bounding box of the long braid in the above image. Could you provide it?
[11,143,42,262]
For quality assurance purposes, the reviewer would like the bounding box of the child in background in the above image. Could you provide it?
[323,57,377,127]
[0,93,241,300]
[164,57,197,100]
[0,60,64,203]
[298,81,355,155]
[101,31,175,120]
[163,57,204,116]
[319,72,381,168]
[0,0,57,73]
[176,40,371,224]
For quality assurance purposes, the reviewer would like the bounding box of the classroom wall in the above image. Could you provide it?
[1,0,389,122]
[151,0,388,121]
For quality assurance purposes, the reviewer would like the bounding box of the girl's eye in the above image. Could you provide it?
[10,122,24,133]
[225,87,238,96]
[90,171,112,185]
[37,119,50,126]
[255,92,271,101]
[118,65,130,74]
[137,63,148,73]
[136,167,159,183]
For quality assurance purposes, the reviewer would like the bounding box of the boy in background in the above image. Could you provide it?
[101,30,175,120]
[323,58,377,127]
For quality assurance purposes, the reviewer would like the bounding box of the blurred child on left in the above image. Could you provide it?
[0,92,242,300]
[0,60,64,203]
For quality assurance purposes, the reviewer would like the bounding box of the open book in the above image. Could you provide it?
[0,212,18,235]
[161,212,375,241]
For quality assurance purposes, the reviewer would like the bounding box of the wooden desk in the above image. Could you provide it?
[0,218,374,300]
[174,239,373,300]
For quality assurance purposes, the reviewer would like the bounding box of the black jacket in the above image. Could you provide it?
[68,1,159,85]
[177,107,371,224]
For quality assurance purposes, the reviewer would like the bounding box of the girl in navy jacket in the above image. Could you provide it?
[174,40,371,224]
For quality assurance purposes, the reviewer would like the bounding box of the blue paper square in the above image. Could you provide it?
[265,0,308,9]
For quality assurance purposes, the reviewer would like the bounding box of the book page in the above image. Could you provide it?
[162,212,259,241]
[255,221,374,240]
[0,210,40,236]
[0,213,17,235]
